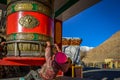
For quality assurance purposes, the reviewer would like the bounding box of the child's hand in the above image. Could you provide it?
[54,44,61,52]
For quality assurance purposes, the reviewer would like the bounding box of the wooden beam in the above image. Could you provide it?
[55,0,79,17]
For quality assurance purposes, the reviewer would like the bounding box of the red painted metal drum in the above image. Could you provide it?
[7,11,53,36]
[6,0,54,57]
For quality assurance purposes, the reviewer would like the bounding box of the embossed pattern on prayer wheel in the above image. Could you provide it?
[6,0,54,57]
[7,1,52,17]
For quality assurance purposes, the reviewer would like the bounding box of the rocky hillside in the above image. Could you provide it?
[83,31,120,63]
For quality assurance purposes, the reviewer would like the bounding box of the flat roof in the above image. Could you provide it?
[54,0,101,21]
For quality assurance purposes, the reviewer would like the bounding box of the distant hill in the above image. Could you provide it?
[83,31,120,63]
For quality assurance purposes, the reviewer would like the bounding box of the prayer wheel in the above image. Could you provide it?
[6,0,54,56]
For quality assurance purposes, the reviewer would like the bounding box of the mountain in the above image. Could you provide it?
[80,46,94,52]
[83,31,120,63]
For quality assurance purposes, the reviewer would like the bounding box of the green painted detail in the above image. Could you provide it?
[12,5,15,12]
[55,0,79,17]
[32,4,38,10]
[13,34,16,40]
[34,33,39,40]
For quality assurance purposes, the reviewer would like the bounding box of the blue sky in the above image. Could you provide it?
[63,0,120,47]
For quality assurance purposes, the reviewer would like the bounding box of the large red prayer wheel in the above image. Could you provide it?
[6,0,54,57]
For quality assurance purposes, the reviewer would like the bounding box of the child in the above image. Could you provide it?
[38,41,70,80]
